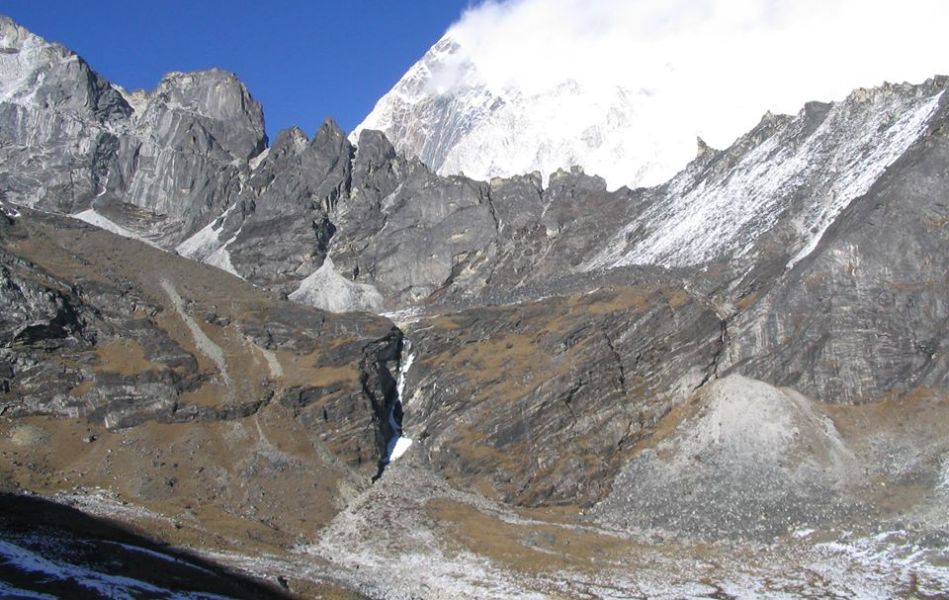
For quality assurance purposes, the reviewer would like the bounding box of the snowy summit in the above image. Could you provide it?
[352,35,688,190]
[354,0,949,190]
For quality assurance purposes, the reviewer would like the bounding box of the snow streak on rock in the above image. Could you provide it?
[587,86,944,271]
[0,540,230,600]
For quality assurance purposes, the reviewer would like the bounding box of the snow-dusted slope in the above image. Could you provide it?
[352,35,694,190]
[586,83,946,271]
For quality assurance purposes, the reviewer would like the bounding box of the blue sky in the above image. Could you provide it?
[2,0,473,139]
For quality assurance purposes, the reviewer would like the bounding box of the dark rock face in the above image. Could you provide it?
[0,207,402,598]
[0,17,131,215]
[0,260,194,429]
[0,17,265,244]
[718,93,949,404]
[111,69,265,241]
[0,208,401,477]
[226,122,353,292]
[403,284,722,506]
[333,130,499,306]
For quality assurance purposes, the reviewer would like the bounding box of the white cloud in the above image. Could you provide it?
[444,0,949,150]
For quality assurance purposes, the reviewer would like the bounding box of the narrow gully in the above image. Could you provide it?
[381,340,415,473]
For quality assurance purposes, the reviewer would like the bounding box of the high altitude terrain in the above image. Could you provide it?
[1,15,947,599]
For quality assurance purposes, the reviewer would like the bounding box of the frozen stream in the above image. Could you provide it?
[384,342,415,464]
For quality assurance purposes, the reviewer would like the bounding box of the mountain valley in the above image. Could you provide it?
[0,14,948,599]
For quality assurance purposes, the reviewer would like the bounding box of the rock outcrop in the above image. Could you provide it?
[1,205,402,479]
[0,16,265,245]
[402,283,722,506]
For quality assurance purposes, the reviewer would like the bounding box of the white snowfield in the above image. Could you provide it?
[357,31,946,277]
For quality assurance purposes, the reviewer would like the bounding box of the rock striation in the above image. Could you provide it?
[0,16,265,245]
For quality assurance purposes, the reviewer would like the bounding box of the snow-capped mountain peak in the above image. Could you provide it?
[352,34,697,190]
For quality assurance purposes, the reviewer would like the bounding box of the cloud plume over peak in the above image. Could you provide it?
[445,0,949,150]
[357,0,949,189]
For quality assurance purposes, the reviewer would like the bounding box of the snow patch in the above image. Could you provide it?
[816,530,949,594]
[288,256,384,314]
[0,539,171,599]
[175,205,242,277]
[380,306,425,328]
[0,201,20,219]
[175,219,222,258]
[0,580,57,600]
[248,147,269,171]
[388,437,413,463]
[792,528,817,539]
[939,459,949,491]
[201,235,240,276]
[73,209,161,249]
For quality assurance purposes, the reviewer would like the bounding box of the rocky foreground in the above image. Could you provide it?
[1,15,948,599]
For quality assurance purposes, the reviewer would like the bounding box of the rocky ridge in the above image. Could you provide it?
[0,16,265,245]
